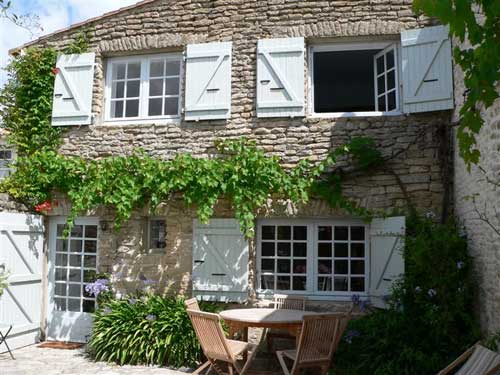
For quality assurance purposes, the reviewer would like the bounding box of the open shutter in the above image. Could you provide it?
[401,25,454,113]
[184,42,232,121]
[257,37,305,118]
[52,53,95,126]
[369,216,405,309]
[192,219,248,302]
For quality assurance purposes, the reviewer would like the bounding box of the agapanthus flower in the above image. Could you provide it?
[351,294,361,305]
[427,288,437,298]
[146,314,157,321]
[344,330,361,344]
[457,261,465,269]
[85,279,109,298]
[102,306,112,315]
[128,298,137,305]
[415,286,422,293]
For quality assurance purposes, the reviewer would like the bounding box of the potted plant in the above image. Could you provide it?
[0,264,9,298]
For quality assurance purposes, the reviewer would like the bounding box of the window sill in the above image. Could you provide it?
[101,117,181,126]
[310,111,403,119]
[256,291,368,302]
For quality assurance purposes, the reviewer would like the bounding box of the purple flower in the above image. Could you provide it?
[85,279,109,298]
[351,294,361,305]
[359,300,370,312]
[427,289,437,298]
[457,261,465,269]
[102,306,112,315]
[415,286,422,293]
[425,211,436,219]
[145,314,157,321]
[128,298,137,305]
[344,330,361,344]
[143,278,157,286]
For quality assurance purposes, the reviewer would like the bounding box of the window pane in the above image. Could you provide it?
[351,260,365,275]
[84,255,97,268]
[70,240,82,253]
[334,226,348,241]
[293,276,306,291]
[83,300,95,313]
[54,298,66,311]
[277,259,290,273]
[126,81,140,98]
[68,284,81,297]
[149,98,163,116]
[376,55,384,73]
[150,61,164,77]
[165,78,179,95]
[55,268,67,281]
[318,226,332,240]
[127,63,141,79]
[377,75,385,95]
[57,224,66,237]
[318,243,332,258]
[113,63,126,80]
[334,260,348,275]
[351,277,365,292]
[69,269,81,282]
[388,91,396,111]
[277,242,291,257]
[334,243,348,257]
[55,283,66,296]
[293,242,307,257]
[125,100,140,117]
[334,276,348,291]
[69,254,81,267]
[85,226,98,239]
[293,226,307,240]
[112,82,125,98]
[68,298,80,312]
[351,226,365,241]
[56,253,68,267]
[56,239,68,253]
[318,260,331,274]
[71,225,83,238]
[318,277,332,291]
[84,240,97,253]
[378,95,386,112]
[387,70,395,90]
[261,259,274,272]
[83,270,97,283]
[293,259,307,274]
[261,226,275,240]
[351,243,365,258]
[261,242,275,256]
[386,50,395,69]
[149,79,164,96]
[261,275,274,290]
[164,97,179,116]
[111,101,124,118]
[277,226,291,240]
[165,60,180,76]
[276,276,290,290]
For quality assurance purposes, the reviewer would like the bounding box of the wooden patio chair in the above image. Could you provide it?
[267,294,307,351]
[185,297,200,311]
[187,309,257,375]
[437,342,500,375]
[276,313,348,375]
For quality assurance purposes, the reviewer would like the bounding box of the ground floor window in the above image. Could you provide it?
[257,220,368,297]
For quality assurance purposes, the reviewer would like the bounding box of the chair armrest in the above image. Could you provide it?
[437,343,478,375]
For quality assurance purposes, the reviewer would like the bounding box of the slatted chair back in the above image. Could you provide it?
[295,314,341,365]
[455,345,500,375]
[273,294,307,310]
[184,297,200,311]
[187,309,233,363]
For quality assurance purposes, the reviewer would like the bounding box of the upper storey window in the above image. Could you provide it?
[105,54,182,122]
[310,42,400,116]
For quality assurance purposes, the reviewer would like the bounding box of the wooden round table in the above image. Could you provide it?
[220,308,319,346]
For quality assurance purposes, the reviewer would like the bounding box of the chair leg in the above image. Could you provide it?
[276,350,292,375]
[238,344,258,375]
[0,327,14,360]
[192,360,211,374]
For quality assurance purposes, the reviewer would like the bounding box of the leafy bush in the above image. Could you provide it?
[334,213,480,375]
[0,266,9,298]
[88,295,224,368]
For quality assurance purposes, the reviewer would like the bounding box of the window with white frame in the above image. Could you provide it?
[258,221,368,296]
[106,54,182,121]
[149,219,166,250]
[310,42,399,115]
[0,144,15,179]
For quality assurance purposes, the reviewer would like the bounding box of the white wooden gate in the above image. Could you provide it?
[0,212,44,351]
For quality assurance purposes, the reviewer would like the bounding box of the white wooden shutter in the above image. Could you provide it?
[257,37,305,118]
[52,53,95,126]
[184,42,232,121]
[192,219,248,302]
[369,216,405,309]
[401,25,454,113]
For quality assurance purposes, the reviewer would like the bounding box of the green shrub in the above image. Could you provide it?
[333,213,480,375]
[88,295,224,368]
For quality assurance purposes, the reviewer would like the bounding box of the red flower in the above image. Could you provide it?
[35,201,52,214]
[52,67,59,75]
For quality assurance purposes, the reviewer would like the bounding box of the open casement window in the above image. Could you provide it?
[374,45,399,112]
[401,25,454,113]
[52,53,95,126]
[105,54,182,122]
[257,37,305,118]
[184,42,232,121]
[0,143,15,179]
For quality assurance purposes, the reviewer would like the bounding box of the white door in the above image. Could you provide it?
[47,217,99,343]
[192,219,249,302]
[0,212,44,351]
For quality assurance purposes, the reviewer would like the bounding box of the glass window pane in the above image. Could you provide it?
[277,259,290,273]
[318,226,332,240]
[111,100,124,118]
[293,259,307,274]
[84,255,97,269]
[150,61,164,77]
[386,50,395,69]
[164,97,179,116]
[351,260,365,275]
[334,226,348,241]
[378,95,386,112]
[85,226,98,239]
[57,224,66,237]
[351,277,365,292]
[69,254,81,268]
[261,275,274,290]
[334,276,348,291]
[55,283,66,296]
[125,100,139,117]
[70,240,82,253]
[165,60,180,76]
[351,243,365,258]
[261,242,275,256]
[55,268,67,281]
[261,259,274,272]
[351,226,365,241]
[277,226,291,240]
[126,80,140,98]
[277,242,291,257]
[318,260,331,274]
[293,226,307,240]
[293,276,306,291]
[54,298,66,311]
[83,270,97,283]
[261,226,275,240]
[68,298,80,312]
[318,277,332,291]
[68,284,81,297]
[149,98,163,116]
[318,243,332,258]
[83,300,96,313]
[388,91,396,111]
[149,79,164,96]
[334,243,348,257]
[127,63,141,79]
[276,276,290,290]
[69,269,81,282]
[376,56,384,74]
[113,63,126,80]
[377,75,385,94]
[112,82,125,98]
[56,253,68,267]
[84,240,97,253]
[56,239,68,253]
[293,242,307,257]
[165,78,179,95]
[334,260,348,275]
[71,225,83,238]
[387,70,395,90]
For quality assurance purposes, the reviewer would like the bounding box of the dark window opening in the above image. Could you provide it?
[313,49,382,113]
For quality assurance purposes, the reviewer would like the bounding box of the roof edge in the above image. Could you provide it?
[9,0,158,55]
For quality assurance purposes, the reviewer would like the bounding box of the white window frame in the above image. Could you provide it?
[256,219,370,301]
[0,140,16,179]
[308,41,402,118]
[104,53,183,125]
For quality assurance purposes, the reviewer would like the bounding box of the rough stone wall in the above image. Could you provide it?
[453,53,500,333]
[22,0,451,299]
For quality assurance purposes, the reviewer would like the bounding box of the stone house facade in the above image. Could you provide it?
[2,0,460,343]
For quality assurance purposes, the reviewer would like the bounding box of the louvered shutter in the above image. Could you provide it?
[52,53,95,126]
[401,25,454,113]
[184,42,232,121]
[257,37,305,118]
[192,219,248,302]
[369,216,405,309]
